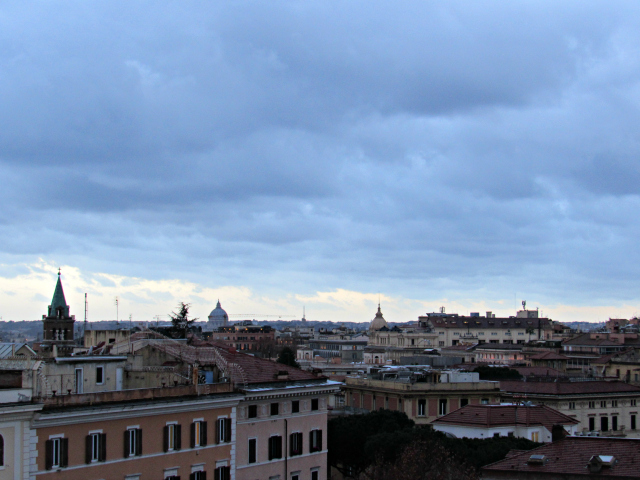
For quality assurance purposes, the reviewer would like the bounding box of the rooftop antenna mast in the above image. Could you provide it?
[84,293,88,333]
[115,296,119,324]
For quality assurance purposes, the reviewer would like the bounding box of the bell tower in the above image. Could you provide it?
[41,270,76,355]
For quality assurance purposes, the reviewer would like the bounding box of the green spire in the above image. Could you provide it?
[48,270,69,318]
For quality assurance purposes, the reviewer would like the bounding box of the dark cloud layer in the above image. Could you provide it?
[2,1,640,314]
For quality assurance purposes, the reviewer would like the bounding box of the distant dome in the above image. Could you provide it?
[369,304,388,331]
[207,300,229,329]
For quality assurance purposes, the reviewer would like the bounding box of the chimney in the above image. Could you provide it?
[486,312,492,318]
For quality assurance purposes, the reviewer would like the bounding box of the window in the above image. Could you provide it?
[85,432,106,463]
[568,402,575,410]
[190,472,206,480]
[96,366,104,385]
[417,399,426,416]
[45,437,68,470]
[481,398,489,405]
[309,429,322,453]
[311,469,319,480]
[216,418,231,444]
[191,420,207,448]
[600,401,606,408]
[311,398,319,411]
[612,415,618,431]
[249,438,257,464]
[268,436,283,460]
[439,341,444,347]
[290,432,303,456]
[124,428,142,457]
[589,417,595,431]
[291,473,300,480]
[439,399,447,416]
[460,398,469,408]
[163,424,182,452]
[531,431,539,442]
[632,399,637,407]
[589,401,596,409]
[632,414,637,430]
[0,435,3,467]
[271,402,279,416]
[612,400,618,408]
[214,466,230,480]
[292,401,300,413]
[601,416,609,432]
[248,405,258,418]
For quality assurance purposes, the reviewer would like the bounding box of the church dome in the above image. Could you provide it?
[207,300,229,328]
[369,304,388,331]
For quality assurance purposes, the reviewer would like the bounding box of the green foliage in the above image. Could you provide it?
[169,302,197,333]
[473,365,523,380]
[328,410,415,477]
[328,409,541,478]
[276,347,300,368]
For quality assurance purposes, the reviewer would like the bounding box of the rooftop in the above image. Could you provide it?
[483,436,640,478]
[500,380,640,396]
[433,404,579,432]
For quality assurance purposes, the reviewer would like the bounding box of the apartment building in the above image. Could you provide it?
[500,380,640,438]
[32,386,241,480]
[343,366,501,426]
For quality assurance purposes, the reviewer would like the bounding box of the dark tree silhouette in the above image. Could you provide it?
[169,302,197,336]
[276,347,300,368]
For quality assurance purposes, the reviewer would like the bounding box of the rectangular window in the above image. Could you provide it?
[481,398,489,405]
[601,401,607,408]
[191,420,207,448]
[439,399,447,416]
[632,399,637,407]
[311,469,319,480]
[612,415,618,431]
[124,428,142,457]
[632,414,637,430]
[271,402,279,416]
[418,399,426,416]
[589,417,595,431]
[460,398,469,408]
[612,400,618,407]
[85,432,106,463]
[589,401,596,409]
[568,402,575,410]
[249,438,257,464]
[96,366,104,385]
[601,416,609,432]
[216,418,231,444]
[163,424,182,452]
[190,472,206,480]
[290,432,303,456]
[248,405,258,418]
[45,437,69,470]
[309,429,322,453]
[311,398,319,411]
[213,466,230,480]
[292,401,300,413]
[531,431,539,442]
[268,436,283,460]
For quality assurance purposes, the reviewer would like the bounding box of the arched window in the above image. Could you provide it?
[0,434,4,466]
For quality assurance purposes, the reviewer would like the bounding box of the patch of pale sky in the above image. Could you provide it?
[0,260,632,325]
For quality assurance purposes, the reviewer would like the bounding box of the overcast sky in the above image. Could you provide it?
[1,1,640,324]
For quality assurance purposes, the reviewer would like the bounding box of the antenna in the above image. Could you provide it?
[522,300,526,310]
[84,293,88,336]
[115,296,119,323]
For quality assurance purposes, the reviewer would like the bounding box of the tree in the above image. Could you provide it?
[169,302,197,336]
[276,347,300,368]
[473,366,522,381]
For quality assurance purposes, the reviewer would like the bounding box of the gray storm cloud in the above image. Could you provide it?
[1,1,640,315]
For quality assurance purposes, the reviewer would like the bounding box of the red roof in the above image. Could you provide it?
[433,404,579,432]
[483,436,640,478]
[529,351,569,361]
[500,380,640,396]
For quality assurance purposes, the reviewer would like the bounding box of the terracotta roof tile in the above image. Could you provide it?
[500,380,640,396]
[433,404,579,432]
[483,436,640,477]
